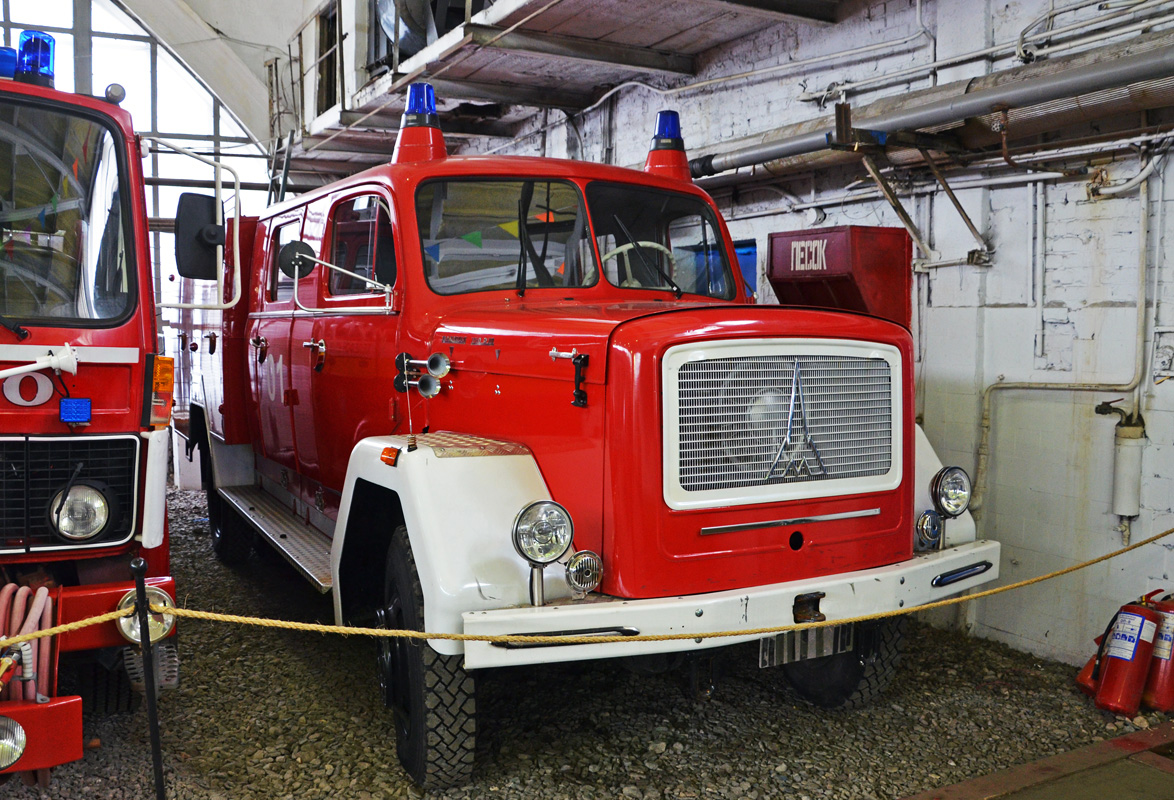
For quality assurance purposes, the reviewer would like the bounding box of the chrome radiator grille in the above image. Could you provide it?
[675,354,893,492]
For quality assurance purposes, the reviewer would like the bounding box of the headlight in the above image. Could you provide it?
[914,510,943,551]
[512,501,573,565]
[116,587,177,644]
[931,466,972,518]
[566,550,603,595]
[0,716,25,770]
[47,482,111,541]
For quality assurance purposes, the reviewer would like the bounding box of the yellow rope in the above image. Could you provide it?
[7,525,1170,650]
[141,525,1174,647]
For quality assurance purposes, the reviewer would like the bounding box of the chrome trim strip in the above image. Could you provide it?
[699,507,881,536]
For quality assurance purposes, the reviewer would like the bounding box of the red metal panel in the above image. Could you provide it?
[0,697,83,772]
[55,577,175,652]
[767,226,912,329]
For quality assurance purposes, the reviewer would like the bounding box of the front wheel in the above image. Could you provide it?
[376,526,475,789]
[782,618,906,710]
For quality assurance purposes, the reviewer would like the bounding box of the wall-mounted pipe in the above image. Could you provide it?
[691,42,1174,178]
[971,172,1150,518]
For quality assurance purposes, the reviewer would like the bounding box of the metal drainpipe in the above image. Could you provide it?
[970,170,1150,539]
[690,43,1174,178]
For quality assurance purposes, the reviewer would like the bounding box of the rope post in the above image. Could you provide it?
[130,557,167,800]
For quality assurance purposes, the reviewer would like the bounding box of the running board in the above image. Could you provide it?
[219,486,333,593]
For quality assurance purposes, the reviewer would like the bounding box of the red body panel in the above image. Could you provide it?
[191,147,918,608]
[0,697,82,773]
[767,226,913,329]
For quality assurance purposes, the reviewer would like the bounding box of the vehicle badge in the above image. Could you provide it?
[765,362,827,481]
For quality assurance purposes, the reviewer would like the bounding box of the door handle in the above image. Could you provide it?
[303,339,326,371]
[251,335,269,363]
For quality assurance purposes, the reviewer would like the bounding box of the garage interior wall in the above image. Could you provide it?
[86,0,1174,668]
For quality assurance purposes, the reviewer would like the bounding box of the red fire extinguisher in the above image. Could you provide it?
[1075,634,1103,697]
[1142,591,1174,712]
[1093,599,1162,716]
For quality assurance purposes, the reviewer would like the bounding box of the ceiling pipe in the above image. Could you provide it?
[690,41,1174,178]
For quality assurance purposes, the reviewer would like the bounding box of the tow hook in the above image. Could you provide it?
[686,654,717,703]
[793,591,826,623]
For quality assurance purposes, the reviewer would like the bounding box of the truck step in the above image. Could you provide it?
[219,486,333,593]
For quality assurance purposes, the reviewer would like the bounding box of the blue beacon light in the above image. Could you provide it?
[654,110,682,141]
[15,30,54,89]
[405,83,436,115]
[59,397,92,426]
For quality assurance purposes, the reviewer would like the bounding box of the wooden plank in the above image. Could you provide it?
[467,24,694,75]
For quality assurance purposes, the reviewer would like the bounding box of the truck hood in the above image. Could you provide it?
[428,299,714,382]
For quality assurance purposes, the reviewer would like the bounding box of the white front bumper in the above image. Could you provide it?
[462,540,1000,668]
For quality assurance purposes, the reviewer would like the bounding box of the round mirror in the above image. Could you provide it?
[278,241,316,279]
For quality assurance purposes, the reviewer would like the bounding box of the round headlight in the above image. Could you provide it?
[512,501,573,565]
[915,510,943,551]
[0,716,25,770]
[931,466,972,518]
[566,550,603,594]
[117,587,177,644]
[47,483,110,541]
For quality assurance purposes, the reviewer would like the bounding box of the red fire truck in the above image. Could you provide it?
[0,32,178,786]
[176,83,1000,789]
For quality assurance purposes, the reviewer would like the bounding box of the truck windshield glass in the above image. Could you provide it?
[587,182,734,299]
[0,100,132,323]
[416,179,597,295]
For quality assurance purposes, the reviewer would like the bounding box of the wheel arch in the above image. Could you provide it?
[335,478,405,625]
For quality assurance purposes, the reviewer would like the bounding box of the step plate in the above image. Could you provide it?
[220,486,333,592]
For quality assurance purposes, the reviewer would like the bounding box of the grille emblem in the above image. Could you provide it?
[765,363,827,481]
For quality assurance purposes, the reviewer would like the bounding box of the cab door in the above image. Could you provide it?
[293,189,401,506]
[247,211,302,480]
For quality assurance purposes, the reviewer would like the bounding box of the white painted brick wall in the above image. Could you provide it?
[450,0,1174,665]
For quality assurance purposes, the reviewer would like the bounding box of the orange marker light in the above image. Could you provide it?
[380,447,400,467]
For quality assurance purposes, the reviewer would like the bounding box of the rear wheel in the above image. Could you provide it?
[376,526,475,789]
[783,618,906,710]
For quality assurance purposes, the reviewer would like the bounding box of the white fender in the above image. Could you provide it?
[331,433,570,656]
[914,424,976,547]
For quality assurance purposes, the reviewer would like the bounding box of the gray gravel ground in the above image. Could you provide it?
[17,488,1168,799]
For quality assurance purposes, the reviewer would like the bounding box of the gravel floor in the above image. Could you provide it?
[22,488,1167,799]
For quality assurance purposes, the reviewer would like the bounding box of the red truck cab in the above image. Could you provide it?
[0,34,177,787]
[178,84,999,790]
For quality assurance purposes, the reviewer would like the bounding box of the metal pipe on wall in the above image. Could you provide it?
[691,42,1174,178]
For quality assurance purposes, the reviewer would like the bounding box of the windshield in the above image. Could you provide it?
[587,182,734,300]
[417,179,596,295]
[0,99,133,323]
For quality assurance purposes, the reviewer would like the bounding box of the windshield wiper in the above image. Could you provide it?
[0,314,29,341]
[612,215,682,299]
[514,198,529,297]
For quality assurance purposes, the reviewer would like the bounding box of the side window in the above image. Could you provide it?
[268,222,299,303]
[327,195,396,296]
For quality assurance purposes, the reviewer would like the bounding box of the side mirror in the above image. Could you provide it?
[278,241,316,279]
[174,193,225,280]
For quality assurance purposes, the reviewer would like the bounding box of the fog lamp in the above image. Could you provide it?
[116,587,176,644]
[930,466,972,519]
[512,501,573,566]
[0,716,26,770]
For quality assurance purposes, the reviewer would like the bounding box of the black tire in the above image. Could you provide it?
[783,618,906,710]
[76,656,140,714]
[376,526,475,789]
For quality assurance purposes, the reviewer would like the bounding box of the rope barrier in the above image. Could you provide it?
[7,525,1174,650]
[138,524,1174,647]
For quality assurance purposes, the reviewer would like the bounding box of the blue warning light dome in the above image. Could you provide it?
[15,30,54,88]
[406,83,436,116]
[0,48,16,80]
[654,110,682,141]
